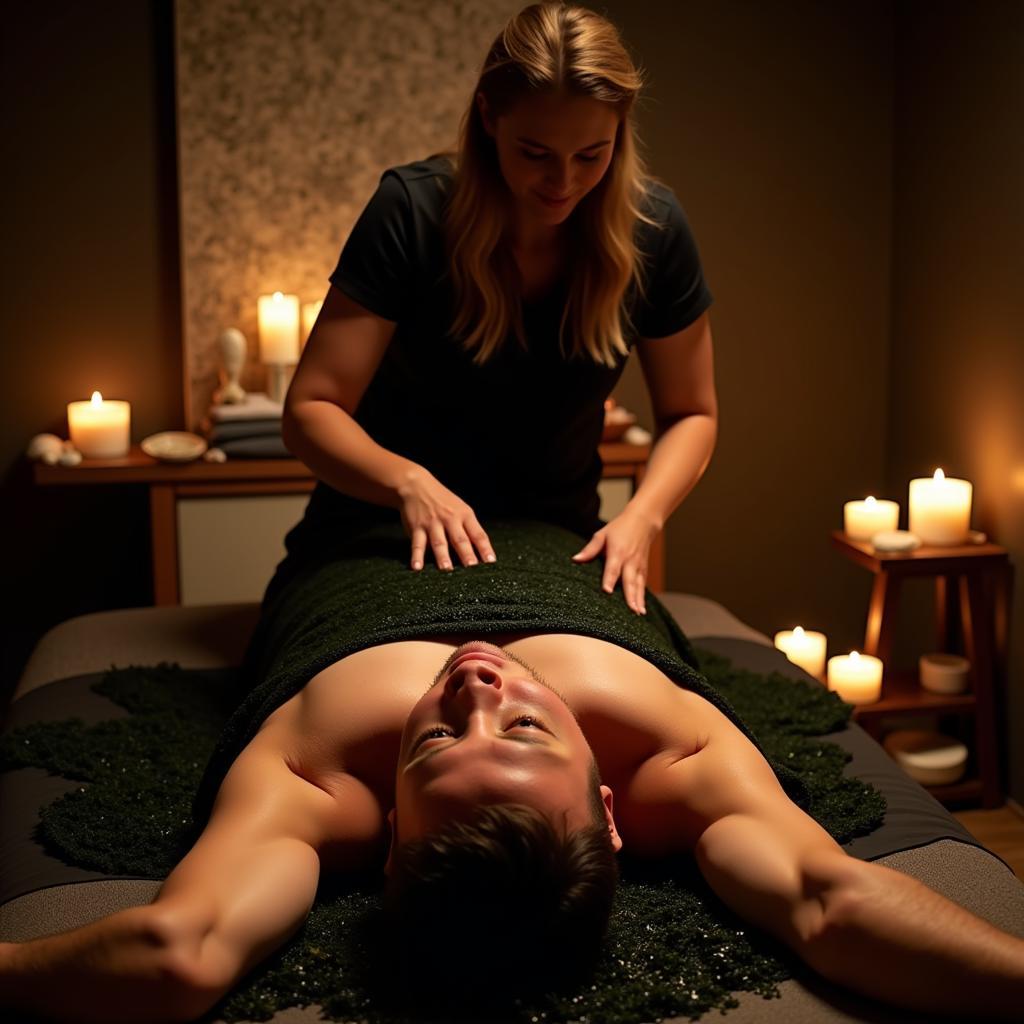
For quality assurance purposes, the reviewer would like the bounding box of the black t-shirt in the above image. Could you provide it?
[286,155,712,557]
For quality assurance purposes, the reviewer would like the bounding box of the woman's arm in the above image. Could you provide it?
[284,286,495,569]
[571,312,717,613]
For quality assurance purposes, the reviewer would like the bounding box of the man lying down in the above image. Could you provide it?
[1,522,1022,1023]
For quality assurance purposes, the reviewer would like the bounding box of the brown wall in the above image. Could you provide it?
[887,1,1024,800]
[0,2,182,700]
[607,0,894,654]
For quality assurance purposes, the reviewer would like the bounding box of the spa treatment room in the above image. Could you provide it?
[2,2,1023,1022]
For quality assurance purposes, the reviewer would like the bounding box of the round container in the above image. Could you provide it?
[141,431,208,463]
[919,652,970,694]
[883,730,967,786]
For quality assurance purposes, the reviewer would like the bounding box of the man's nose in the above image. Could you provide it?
[443,660,504,699]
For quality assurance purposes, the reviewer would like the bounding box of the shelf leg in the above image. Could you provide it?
[864,569,901,665]
[960,572,1001,808]
[935,573,960,652]
[150,484,180,606]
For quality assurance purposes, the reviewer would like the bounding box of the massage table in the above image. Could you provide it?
[3,593,1022,1023]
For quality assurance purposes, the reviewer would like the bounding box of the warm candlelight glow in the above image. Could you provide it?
[67,392,131,459]
[908,467,972,545]
[301,299,323,348]
[844,494,899,540]
[257,292,300,364]
[774,625,827,680]
[827,650,883,705]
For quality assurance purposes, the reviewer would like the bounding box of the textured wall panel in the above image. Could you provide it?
[174,0,520,427]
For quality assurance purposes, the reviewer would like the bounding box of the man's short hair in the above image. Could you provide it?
[383,760,618,1006]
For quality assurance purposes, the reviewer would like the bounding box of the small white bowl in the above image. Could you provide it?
[141,431,208,463]
[919,652,970,694]
[883,729,968,786]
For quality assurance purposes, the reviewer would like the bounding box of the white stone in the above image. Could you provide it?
[203,447,228,463]
[58,448,83,467]
[871,529,921,553]
[26,433,64,461]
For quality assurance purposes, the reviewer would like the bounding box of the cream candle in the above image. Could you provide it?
[774,626,827,679]
[908,468,972,545]
[843,496,899,541]
[301,299,323,349]
[67,391,131,458]
[257,292,300,364]
[827,650,883,705]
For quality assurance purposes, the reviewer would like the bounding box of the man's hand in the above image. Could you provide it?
[396,465,496,571]
[571,506,660,614]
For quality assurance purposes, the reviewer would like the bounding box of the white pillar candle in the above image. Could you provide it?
[301,299,323,349]
[827,651,883,705]
[257,292,300,364]
[67,391,131,458]
[843,496,899,540]
[908,469,972,545]
[774,626,827,679]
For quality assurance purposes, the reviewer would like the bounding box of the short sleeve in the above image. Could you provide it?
[633,189,713,339]
[328,171,414,322]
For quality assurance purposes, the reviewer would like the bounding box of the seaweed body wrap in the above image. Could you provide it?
[194,520,808,818]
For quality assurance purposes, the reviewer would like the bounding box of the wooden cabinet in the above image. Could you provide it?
[35,443,660,605]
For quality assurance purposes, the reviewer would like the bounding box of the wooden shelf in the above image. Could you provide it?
[33,441,653,487]
[852,669,975,721]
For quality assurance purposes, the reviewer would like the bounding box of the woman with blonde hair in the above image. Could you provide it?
[282,1,716,616]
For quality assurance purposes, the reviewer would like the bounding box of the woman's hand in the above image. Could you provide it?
[571,506,661,614]
[396,466,496,571]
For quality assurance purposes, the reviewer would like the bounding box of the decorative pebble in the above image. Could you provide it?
[26,433,64,461]
[870,529,921,552]
[623,425,653,446]
[58,448,83,467]
[203,446,227,463]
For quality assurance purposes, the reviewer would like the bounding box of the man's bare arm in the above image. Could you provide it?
[0,744,345,1023]
[636,694,1024,1019]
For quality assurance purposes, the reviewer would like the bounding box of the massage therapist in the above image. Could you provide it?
[280,2,717,617]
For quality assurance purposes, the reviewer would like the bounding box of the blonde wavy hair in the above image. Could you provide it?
[442,2,659,367]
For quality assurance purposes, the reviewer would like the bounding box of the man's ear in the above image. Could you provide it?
[600,784,624,852]
[383,808,397,877]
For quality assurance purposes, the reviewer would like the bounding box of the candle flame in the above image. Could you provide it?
[90,391,103,406]
[934,468,945,481]
[793,626,805,638]
[273,290,284,301]
[850,650,860,660]
[865,496,876,505]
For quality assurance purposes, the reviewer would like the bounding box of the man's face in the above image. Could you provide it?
[478,90,621,233]
[392,641,617,848]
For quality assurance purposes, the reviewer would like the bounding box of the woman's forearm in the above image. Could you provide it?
[626,412,717,528]
[282,398,425,508]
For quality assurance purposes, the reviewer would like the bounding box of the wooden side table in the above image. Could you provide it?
[35,442,661,605]
[831,530,1013,808]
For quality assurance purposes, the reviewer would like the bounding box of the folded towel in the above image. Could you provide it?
[216,435,291,459]
[194,520,809,819]
[210,419,283,444]
[209,392,283,422]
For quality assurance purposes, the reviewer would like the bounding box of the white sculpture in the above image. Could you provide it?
[217,328,248,404]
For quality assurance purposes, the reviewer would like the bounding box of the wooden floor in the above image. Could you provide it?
[952,802,1024,878]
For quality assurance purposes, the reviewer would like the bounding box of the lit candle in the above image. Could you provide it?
[908,468,972,545]
[301,299,323,349]
[257,292,300,364]
[843,495,899,540]
[67,391,131,458]
[774,626,827,679]
[827,650,883,705]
